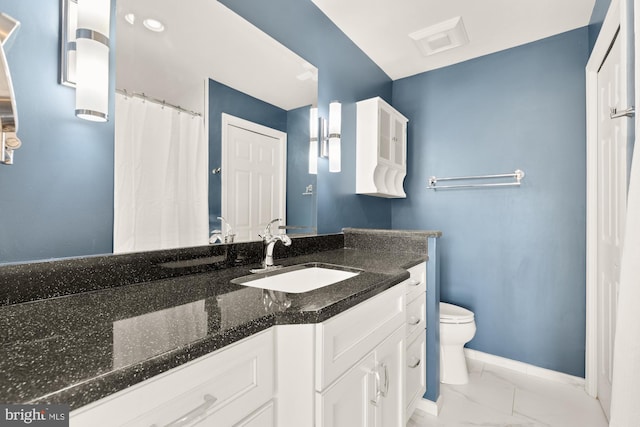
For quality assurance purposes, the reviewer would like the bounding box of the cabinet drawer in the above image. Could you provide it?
[406,292,426,337]
[71,329,274,427]
[405,263,426,301]
[315,284,406,391]
[405,328,426,415]
[234,401,275,427]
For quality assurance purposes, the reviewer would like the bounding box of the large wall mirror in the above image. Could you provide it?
[115,0,318,249]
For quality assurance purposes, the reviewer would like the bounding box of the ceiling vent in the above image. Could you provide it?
[409,16,469,57]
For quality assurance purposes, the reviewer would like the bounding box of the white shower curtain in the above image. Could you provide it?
[113,93,208,253]
[609,130,640,426]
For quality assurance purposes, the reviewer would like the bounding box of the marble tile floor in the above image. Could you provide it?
[408,358,609,427]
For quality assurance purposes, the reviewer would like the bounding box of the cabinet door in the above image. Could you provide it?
[378,107,392,162]
[392,116,405,168]
[316,354,376,427]
[373,326,405,427]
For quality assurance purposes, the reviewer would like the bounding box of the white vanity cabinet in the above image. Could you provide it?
[70,329,275,427]
[69,265,428,427]
[405,263,427,421]
[316,326,405,427]
[277,281,408,427]
[356,97,408,198]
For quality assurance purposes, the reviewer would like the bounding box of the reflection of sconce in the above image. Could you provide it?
[309,107,318,174]
[308,101,342,174]
[61,0,111,122]
[0,13,21,165]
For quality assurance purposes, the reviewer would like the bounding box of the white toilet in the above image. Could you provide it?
[439,302,476,384]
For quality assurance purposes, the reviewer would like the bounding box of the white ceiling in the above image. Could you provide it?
[311,0,596,80]
[115,0,317,114]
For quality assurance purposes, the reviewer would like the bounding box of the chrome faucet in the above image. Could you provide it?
[260,218,291,269]
[218,216,235,243]
[209,216,236,244]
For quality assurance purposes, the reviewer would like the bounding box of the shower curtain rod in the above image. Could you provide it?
[116,89,202,117]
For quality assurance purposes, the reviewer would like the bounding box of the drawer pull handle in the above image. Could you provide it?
[370,362,390,407]
[408,358,421,369]
[162,394,217,427]
[381,362,390,397]
[407,279,421,287]
[408,316,421,326]
[370,368,382,407]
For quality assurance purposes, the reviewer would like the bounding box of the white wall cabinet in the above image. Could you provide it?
[70,329,275,427]
[356,97,408,198]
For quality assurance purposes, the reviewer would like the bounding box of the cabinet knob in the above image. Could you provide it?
[408,358,421,369]
[408,316,421,326]
[407,279,421,287]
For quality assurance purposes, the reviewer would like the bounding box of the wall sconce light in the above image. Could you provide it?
[309,107,318,174]
[61,0,111,122]
[309,101,342,173]
[328,101,342,173]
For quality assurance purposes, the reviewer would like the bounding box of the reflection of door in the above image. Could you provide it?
[222,114,286,242]
[596,33,628,419]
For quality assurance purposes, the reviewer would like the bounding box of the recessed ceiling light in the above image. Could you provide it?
[124,13,135,25]
[143,18,165,33]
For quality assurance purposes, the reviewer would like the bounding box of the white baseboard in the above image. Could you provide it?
[464,348,585,387]
[413,395,443,417]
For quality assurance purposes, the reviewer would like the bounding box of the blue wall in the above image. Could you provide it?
[286,106,318,233]
[392,27,589,377]
[219,0,394,234]
[0,0,115,264]
[589,0,612,50]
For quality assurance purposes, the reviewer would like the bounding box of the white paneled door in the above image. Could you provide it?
[596,32,628,420]
[222,114,286,242]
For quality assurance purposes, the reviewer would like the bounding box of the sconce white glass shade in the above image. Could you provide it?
[309,107,318,174]
[328,101,341,172]
[329,101,341,136]
[329,137,341,172]
[75,0,110,122]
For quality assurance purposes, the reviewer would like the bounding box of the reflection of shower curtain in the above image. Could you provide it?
[610,132,640,426]
[114,93,208,252]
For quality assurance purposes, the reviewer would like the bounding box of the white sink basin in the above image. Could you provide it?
[231,263,361,293]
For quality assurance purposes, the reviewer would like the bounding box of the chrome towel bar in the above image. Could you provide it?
[428,169,525,190]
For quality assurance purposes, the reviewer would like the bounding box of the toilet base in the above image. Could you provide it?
[440,344,469,384]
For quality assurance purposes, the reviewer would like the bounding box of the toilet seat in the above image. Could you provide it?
[440,302,474,324]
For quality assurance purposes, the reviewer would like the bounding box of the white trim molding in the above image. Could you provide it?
[464,349,586,388]
[413,395,443,417]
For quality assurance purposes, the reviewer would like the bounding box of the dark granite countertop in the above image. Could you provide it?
[0,247,426,410]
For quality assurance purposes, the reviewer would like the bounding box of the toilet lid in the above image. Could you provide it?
[440,302,474,323]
